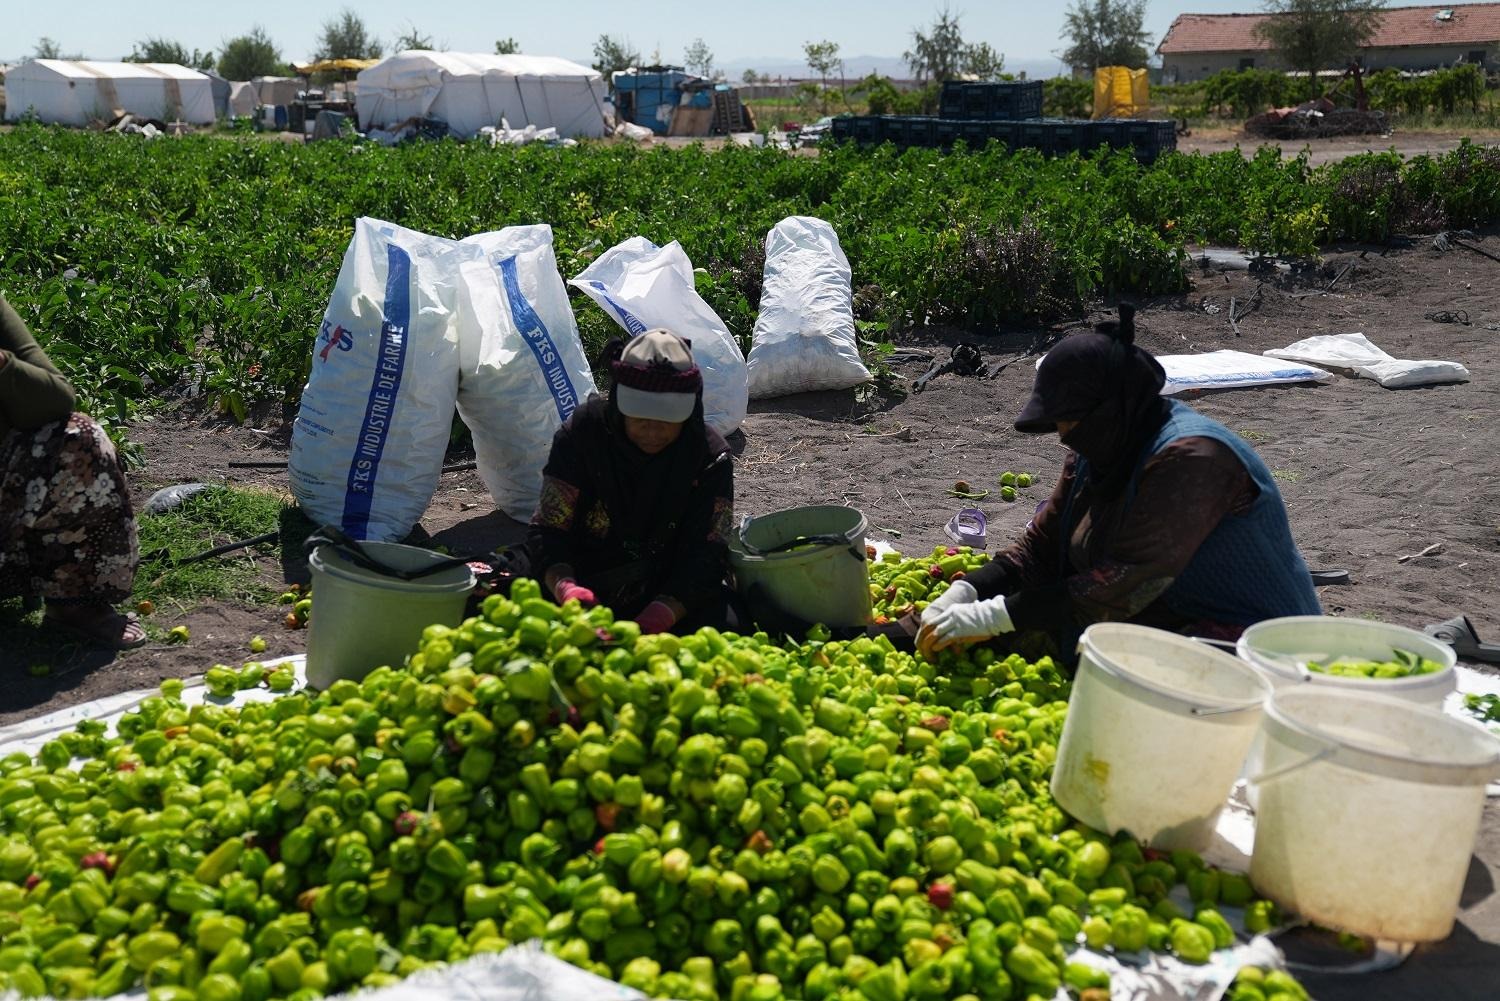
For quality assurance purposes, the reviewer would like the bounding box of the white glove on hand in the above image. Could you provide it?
[924,594,1015,650]
[920,579,978,626]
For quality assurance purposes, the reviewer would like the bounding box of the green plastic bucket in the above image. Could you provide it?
[730,505,871,628]
[305,540,476,689]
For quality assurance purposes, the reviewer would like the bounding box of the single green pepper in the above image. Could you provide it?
[1171,919,1216,964]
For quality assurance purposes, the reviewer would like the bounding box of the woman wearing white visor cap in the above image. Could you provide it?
[527,330,737,634]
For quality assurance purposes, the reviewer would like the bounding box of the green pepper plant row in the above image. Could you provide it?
[0,576,1309,1001]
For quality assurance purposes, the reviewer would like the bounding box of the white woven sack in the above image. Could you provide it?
[747,216,870,398]
[456,225,597,520]
[290,218,469,541]
[570,237,748,435]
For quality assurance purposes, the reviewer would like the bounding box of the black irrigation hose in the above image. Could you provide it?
[144,531,280,569]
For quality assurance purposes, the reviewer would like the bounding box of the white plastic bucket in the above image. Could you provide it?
[1051,623,1272,851]
[1236,616,1458,810]
[1237,616,1457,707]
[1250,687,1500,941]
[729,505,871,628]
[305,541,476,689]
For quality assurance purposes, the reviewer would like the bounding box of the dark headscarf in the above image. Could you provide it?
[576,338,727,547]
[1013,304,1171,499]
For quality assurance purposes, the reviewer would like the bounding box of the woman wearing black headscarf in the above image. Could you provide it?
[919,305,1320,658]
[528,329,734,634]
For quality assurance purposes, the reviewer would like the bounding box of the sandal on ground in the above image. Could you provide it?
[1424,615,1500,665]
[944,508,987,549]
[43,604,148,650]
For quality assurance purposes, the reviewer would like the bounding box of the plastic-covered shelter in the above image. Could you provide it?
[227,81,258,118]
[356,50,609,138]
[2,59,215,125]
[612,66,703,134]
[252,76,301,106]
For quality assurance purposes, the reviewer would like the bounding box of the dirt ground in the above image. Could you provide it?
[1175,124,1500,165]
[647,125,1500,166]
[1,233,1498,998]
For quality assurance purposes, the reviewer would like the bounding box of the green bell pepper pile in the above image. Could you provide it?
[1304,648,1444,679]
[0,567,1307,1000]
[868,547,989,624]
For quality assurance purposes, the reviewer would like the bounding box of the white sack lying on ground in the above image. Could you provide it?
[457,225,597,520]
[1036,349,1332,394]
[1156,349,1333,395]
[290,218,468,542]
[1266,332,1470,389]
[747,216,871,398]
[571,237,749,435]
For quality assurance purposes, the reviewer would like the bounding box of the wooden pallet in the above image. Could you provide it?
[710,89,753,134]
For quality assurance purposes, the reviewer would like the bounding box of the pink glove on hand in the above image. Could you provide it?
[554,579,596,607]
[634,601,677,635]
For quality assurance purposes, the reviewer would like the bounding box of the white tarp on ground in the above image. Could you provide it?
[356,50,609,139]
[1036,349,1333,395]
[1265,332,1471,389]
[1155,349,1334,395]
[1,59,215,125]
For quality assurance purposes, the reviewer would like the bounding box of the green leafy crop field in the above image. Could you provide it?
[1,127,1496,439]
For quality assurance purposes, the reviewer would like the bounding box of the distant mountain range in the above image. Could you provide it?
[715,53,1070,82]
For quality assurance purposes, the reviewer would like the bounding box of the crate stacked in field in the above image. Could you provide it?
[1095,118,1178,161]
[938,80,1044,121]
[831,113,1177,161]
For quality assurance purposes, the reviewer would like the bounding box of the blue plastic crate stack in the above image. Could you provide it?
[829,80,1176,162]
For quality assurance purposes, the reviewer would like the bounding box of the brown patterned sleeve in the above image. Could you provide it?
[661,453,734,612]
[526,421,589,578]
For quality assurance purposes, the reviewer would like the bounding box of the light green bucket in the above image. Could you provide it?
[305,541,476,689]
[730,505,871,628]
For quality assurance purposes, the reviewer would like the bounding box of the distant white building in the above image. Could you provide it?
[356,50,609,138]
[3,59,216,124]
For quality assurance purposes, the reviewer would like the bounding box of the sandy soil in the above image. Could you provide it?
[1,234,1497,999]
[645,126,1500,166]
[1176,125,1500,165]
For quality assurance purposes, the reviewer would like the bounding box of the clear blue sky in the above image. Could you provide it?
[7,2,1495,73]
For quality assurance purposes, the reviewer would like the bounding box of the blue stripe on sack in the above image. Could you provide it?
[588,280,648,335]
[499,256,581,421]
[341,243,412,537]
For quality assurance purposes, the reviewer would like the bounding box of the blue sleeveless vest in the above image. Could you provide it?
[1068,400,1321,626]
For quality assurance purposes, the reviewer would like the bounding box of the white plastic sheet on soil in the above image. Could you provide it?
[1155,350,1333,396]
[1035,350,1333,395]
[1265,332,1470,389]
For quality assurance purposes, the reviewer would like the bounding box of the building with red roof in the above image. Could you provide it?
[1158,3,1500,81]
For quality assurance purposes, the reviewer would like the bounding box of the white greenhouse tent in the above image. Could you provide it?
[227,81,258,118]
[2,59,216,125]
[356,50,609,139]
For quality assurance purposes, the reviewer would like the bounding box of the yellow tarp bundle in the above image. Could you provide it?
[1092,67,1149,119]
[292,58,381,75]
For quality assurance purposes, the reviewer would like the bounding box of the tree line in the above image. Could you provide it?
[26,1,1402,98]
